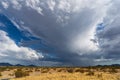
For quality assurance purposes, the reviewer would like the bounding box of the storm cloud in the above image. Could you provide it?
[95,0,120,65]
[0,0,120,66]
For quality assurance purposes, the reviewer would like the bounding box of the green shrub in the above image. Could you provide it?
[15,69,29,78]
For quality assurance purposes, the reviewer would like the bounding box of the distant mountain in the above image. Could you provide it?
[0,63,36,67]
[15,64,36,67]
[0,62,120,67]
[0,63,13,66]
[111,64,120,67]
[28,65,36,67]
[15,64,25,67]
[99,64,120,66]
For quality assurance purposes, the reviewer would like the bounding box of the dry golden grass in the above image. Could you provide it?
[11,72,120,80]
[0,67,120,80]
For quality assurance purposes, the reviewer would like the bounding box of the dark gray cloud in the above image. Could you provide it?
[0,0,120,66]
[95,0,120,64]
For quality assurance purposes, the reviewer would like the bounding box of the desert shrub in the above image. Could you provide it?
[56,68,67,72]
[0,67,7,72]
[35,68,40,72]
[109,68,117,74]
[15,69,29,78]
[0,72,2,76]
[28,70,33,73]
[67,68,74,73]
[41,69,49,73]
[97,73,102,78]
[9,73,14,76]
[57,69,64,72]
[25,68,29,70]
[116,77,120,80]
[41,70,48,73]
[52,68,57,71]
[101,69,107,72]
[75,69,84,73]
[86,71,94,76]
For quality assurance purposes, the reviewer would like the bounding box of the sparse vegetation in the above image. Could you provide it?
[41,68,50,73]
[109,68,118,73]
[0,72,2,76]
[67,68,74,73]
[86,71,94,76]
[15,69,29,78]
[97,73,102,78]
[0,66,120,80]
[75,69,85,73]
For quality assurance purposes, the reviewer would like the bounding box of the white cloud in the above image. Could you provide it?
[25,0,43,15]
[0,30,43,61]
[94,56,112,62]
[11,0,22,10]
[47,0,56,11]
[72,27,99,54]
[58,0,71,13]
[1,1,9,9]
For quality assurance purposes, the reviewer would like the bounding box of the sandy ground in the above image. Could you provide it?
[0,70,15,80]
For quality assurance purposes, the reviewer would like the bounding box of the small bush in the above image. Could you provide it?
[97,73,102,78]
[0,72,2,76]
[41,69,49,73]
[28,70,33,73]
[57,69,64,72]
[67,68,74,73]
[15,69,29,78]
[86,71,94,76]
[109,68,117,74]
[0,67,7,72]
[9,73,14,76]
[75,69,84,73]
[56,68,67,73]
[35,68,40,72]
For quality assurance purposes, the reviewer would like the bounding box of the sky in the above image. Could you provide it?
[0,0,120,66]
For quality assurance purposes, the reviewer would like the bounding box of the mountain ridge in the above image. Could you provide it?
[0,62,120,67]
[0,62,36,67]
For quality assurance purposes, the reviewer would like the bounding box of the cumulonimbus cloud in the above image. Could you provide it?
[0,0,120,66]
